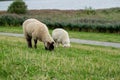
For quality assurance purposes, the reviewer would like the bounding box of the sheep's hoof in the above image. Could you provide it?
[28,46,32,48]
[34,46,37,49]
[45,47,48,50]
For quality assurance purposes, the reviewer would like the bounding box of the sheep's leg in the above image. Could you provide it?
[54,40,59,47]
[34,39,37,48]
[55,42,59,47]
[26,36,32,48]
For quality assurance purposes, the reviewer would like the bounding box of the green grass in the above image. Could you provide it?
[0,35,120,80]
[0,26,120,43]
[69,31,120,43]
[0,26,23,33]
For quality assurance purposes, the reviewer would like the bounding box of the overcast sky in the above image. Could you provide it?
[24,0,120,9]
[0,0,120,10]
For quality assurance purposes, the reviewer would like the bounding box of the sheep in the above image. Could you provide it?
[22,18,54,51]
[52,28,70,47]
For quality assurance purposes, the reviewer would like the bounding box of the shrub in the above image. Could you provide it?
[7,0,27,14]
[0,14,27,26]
[84,7,96,15]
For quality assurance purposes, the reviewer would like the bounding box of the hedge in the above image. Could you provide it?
[0,14,120,33]
[0,14,26,26]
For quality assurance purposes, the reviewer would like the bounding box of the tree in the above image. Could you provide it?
[7,0,27,14]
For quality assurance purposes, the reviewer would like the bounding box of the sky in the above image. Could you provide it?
[0,0,120,10]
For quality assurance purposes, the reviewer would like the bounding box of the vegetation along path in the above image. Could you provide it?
[0,32,120,48]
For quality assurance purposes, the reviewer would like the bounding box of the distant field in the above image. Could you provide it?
[0,35,120,80]
[0,26,120,43]
[0,8,120,33]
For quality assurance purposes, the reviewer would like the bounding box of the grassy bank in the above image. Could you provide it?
[0,35,120,80]
[0,8,120,33]
[0,26,120,43]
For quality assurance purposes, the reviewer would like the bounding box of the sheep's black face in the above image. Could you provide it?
[45,42,54,51]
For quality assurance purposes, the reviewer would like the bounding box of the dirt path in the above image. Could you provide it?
[0,32,120,48]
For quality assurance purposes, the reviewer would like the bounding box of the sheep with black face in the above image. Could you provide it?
[22,18,54,51]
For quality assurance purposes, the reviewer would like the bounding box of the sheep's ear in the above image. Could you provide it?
[51,42,54,44]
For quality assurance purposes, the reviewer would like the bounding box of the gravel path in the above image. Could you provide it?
[0,32,120,48]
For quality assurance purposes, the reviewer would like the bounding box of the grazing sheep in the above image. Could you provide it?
[52,28,70,47]
[22,18,54,51]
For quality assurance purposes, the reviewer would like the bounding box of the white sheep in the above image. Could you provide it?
[52,28,70,47]
[22,18,54,51]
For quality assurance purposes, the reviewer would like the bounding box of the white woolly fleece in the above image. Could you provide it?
[23,18,54,43]
[52,28,70,47]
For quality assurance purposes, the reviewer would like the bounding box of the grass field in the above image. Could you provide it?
[0,26,120,43]
[0,7,120,80]
[0,35,120,80]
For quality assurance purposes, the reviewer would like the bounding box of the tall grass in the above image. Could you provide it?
[0,35,120,80]
[0,8,120,33]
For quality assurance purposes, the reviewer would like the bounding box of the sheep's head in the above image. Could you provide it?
[63,40,70,47]
[44,42,54,51]
[63,43,70,47]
